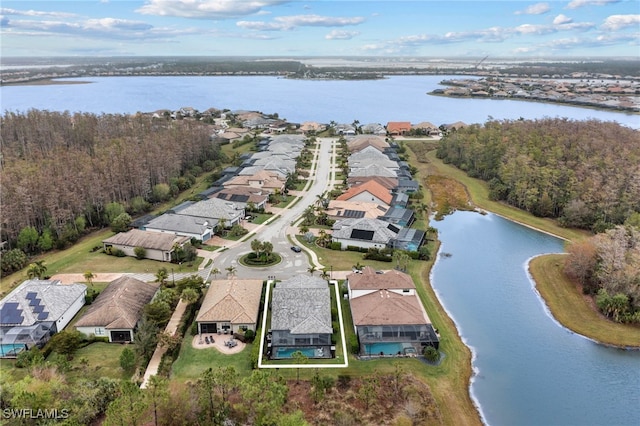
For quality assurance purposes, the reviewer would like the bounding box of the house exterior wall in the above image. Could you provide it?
[348,288,416,299]
[335,238,386,251]
[56,290,86,332]
[104,243,169,262]
[348,192,387,206]
[76,326,107,338]
[145,227,212,242]
[198,321,256,335]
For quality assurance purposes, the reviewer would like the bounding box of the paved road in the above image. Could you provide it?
[212,137,337,280]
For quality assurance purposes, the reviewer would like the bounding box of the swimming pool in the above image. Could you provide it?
[0,343,27,357]
[363,342,413,356]
[274,347,320,359]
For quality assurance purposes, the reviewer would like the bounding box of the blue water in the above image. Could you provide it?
[430,211,640,426]
[2,75,639,423]
[0,343,27,357]
[2,75,638,129]
[274,347,317,358]
[364,342,409,355]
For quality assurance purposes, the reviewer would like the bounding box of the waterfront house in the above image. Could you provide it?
[331,218,401,250]
[1,279,86,357]
[347,268,439,356]
[386,122,412,136]
[75,276,159,342]
[269,275,332,359]
[196,279,263,335]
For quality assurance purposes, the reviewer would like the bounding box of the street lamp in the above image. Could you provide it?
[330,265,333,280]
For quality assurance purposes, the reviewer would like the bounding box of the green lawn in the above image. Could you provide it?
[530,254,640,348]
[58,342,131,382]
[171,333,254,382]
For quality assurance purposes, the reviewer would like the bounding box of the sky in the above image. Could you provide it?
[0,0,638,58]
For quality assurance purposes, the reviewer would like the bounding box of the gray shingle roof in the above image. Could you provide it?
[332,218,401,244]
[145,213,216,235]
[103,229,189,251]
[271,275,332,334]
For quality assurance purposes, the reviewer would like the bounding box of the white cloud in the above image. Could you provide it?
[0,8,77,18]
[553,14,573,25]
[237,14,365,31]
[566,0,620,10]
[325,30,359,40]
[515,3,550,15]
[601,14,640,30]
[136,0,289,19]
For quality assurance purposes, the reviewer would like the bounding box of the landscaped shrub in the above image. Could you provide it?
[329,242,342,250]
[423,345,440,363]
[348,334,359,355]
[133,246,146,259]
[244,329,255,342]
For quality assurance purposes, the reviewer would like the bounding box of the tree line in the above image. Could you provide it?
[1,110,226,272]
[435,118,640,231]
[565,220,640,323]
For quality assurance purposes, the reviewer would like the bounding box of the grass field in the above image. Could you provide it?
[530,254,640,348]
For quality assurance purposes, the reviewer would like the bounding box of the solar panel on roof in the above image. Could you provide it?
[33,305,44,313]
[26,292,38,300]
[351,229,375,241]
[1,303,24,324]
[344,209,365,218]
[229,194,250,202]
[387,224,400,233]
[376,205,387,212]
[29,298,41,307]
[37,312,49,321]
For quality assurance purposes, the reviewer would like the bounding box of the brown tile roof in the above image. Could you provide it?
[75,276,159,329]
[350,290,429,326]
[386,122,412,135]
[103,229,189,251]
[326,200,388,220]
[347,176,398,191]
[196,279,263,325]
[347,135,389,153]
[336,180,393,205]
[347,267,415,290]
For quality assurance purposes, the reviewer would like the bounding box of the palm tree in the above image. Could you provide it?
[251,239,262,257]
[26,260,47,279]
[155,267,169,285]
[320,269,330,281]
[225,265,237,278]
[307,266,316,276]
[211,268,220,279]
[83,271,95,287]
[262,241,273,262]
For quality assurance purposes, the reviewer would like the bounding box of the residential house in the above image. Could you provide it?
[144,213,215,242]
[0,279,86,357]
[75,276,160,342]
[412,122,441,136]
[348,163,398,178]
[336,180,393,207]
[196,279,263,335]
[347,176,398,192]
[269,275,333,359]
[177,197,245,228]
[326,200,388,222]
[331,218,401,250]
[213,187,269,211]
[348,146,399,173]
[360,123,387,135]
[103,229,190,262]
[386,122,412,136]
[334,123,356,135]
[347,135,389,153]
[379,207,415,227]
[347,268,439,356]
[299,121,327,134]
[224,170,287,194]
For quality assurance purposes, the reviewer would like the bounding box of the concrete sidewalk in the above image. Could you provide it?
[140,299,188,389]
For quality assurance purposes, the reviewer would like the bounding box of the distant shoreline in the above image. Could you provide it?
[1,78,92,87]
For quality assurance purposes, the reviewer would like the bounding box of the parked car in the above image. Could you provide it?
[291,246,302,253]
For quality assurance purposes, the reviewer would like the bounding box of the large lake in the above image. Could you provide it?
[2,75,639,425]
[1,75,638,129]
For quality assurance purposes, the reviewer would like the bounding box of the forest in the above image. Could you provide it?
[0,110,225,267]
[435,118,640,232]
